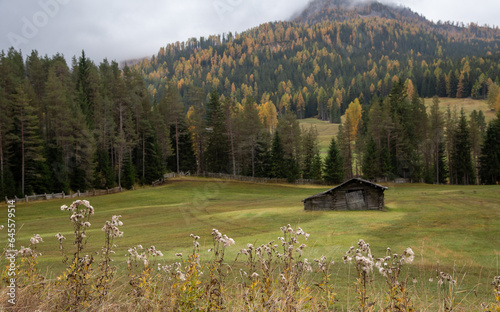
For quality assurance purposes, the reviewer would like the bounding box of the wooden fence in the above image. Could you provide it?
[151,171,323,185]
[199,172,324,185]
[5,186,123,204]
[163,172,409,185]
[151,172,191,186]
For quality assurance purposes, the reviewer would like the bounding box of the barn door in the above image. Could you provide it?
[345,190,365,210]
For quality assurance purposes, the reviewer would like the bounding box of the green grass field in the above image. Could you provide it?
[299,118,339,156]
[3,178,499,290]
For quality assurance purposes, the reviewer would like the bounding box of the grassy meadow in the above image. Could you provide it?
[299,118,339,156]
[1,177,499,310]
[428,97,496,122]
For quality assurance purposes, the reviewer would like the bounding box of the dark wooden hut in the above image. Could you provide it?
[302,178,388,211]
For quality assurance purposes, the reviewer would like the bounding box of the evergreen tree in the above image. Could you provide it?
[253,133,272,178]
[444,105,458,184]
[436,73,447,97]
[429,96,445,183]
[362,136,379,180]
[276,111,302,165]
[70,161,87,192]
[451,109,475,184]
[11,82,46,195]
[76,50,95,127]
[93,148,115,189]
[323,137,344,184]
[222,96,238,175]
[186,86,207,174]
[479,113,500,184]
[337,124,352,179]
[435,142,448,184]
[205,90,229,173]
[121,154,136,190]
[167,121,196,173]
[45,142,70,193]
[0,86,13,197]
[446,70,458,98]
[238,95,264,177]
[143,129,165,184]
[380,145,393,179]
[270,131,286,178]
[285,156,300,183]
[302,126,320,179]
[310,153,323,181]
[160,82,184,173]
[469,110,483,183]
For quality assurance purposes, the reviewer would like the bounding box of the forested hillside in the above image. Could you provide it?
[1,0,500,198]
[134,0,500,121]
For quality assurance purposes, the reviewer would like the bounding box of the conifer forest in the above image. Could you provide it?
[1,0,500,198]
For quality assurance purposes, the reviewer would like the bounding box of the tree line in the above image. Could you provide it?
[0,49,168,197]
[1,48,499,199]
[332,80,500,185]
[0,49,323,197]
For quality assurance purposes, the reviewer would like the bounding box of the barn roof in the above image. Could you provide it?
[302,178,388,202]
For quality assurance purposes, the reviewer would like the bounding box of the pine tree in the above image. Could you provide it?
[429,96,445,183]
[337,124,352,179]
[310,153,323,181]
[110,61,136,187]
[222,96,238,175]
[121,154,136,190]
[451,109,475,185]
[435,142,448,184]
[186,86,207,174]
[380,145,393,179]
[270,131,286,178]
[239,95,264,177]
[469,110,483,184]
[253,132,272,178]
[45,143,70,193]
[444,105,458,183]
[76,50,94,127]
[285,156,299,183]
[143,127,165,184]
[160,82,184,173]
[323,137,344,184]
[205,90,229,173]
[0,86,13,196]
[167,121,196,173]
[436,73,447,97]
[93,148,115,189]
[479,113,500,184]
[362,136,379,180]
[446,71,458,98]
[302,126,320,179]
[11,82,45,195]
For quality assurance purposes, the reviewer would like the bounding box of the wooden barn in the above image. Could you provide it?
[303,178,388,211]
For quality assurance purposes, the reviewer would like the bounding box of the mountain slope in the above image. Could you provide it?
[132,0,500,121]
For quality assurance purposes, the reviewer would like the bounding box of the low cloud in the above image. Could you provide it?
[0,0,498,64]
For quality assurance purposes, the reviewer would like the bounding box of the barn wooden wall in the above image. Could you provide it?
[304,183,385,211]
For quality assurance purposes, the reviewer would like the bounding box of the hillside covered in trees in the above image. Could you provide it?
[1,0,500,197]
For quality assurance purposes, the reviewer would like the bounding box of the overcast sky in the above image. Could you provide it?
[0,0,499,64]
